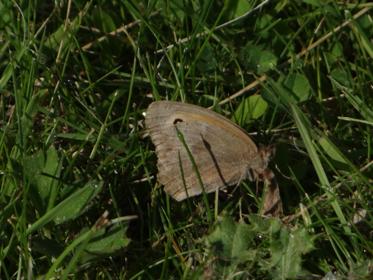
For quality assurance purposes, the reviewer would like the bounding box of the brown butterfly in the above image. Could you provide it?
[145,101,282,215]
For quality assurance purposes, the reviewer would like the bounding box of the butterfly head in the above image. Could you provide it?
[258,144,275,167]
[249,145,276,181]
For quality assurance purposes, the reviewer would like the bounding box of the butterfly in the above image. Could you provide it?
[145,101,282,215]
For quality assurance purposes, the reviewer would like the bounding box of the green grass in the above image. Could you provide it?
[1,0,372,279]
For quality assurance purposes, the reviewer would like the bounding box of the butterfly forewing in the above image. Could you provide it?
[145,101,260,201]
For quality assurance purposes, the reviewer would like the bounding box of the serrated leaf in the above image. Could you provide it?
[203,215,315,279]
[269,227,314,279]
[207,216,254,263]
[248,214,282,235]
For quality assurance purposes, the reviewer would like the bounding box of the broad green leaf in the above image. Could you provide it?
[233,95,268,125]
[256,50,278,74]
[53,181,103,225]
[14,89,46,158]
[27,180,103,235]
[44,214,129,279]
[233,0,252,18]
[325,42,344,65]
[283,73,312,103]
[23,146,62,212]
[240,43,278,74]
[330,68,352,88]
[331,42,343,59]
[79,222,131,263]
[33,219,131,261]
[92,7,116,32]
[263,75,311,108]
[4,90,47,196]
[262,79,287,109]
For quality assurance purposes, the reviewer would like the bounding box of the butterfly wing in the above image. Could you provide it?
[145,101,260,201]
